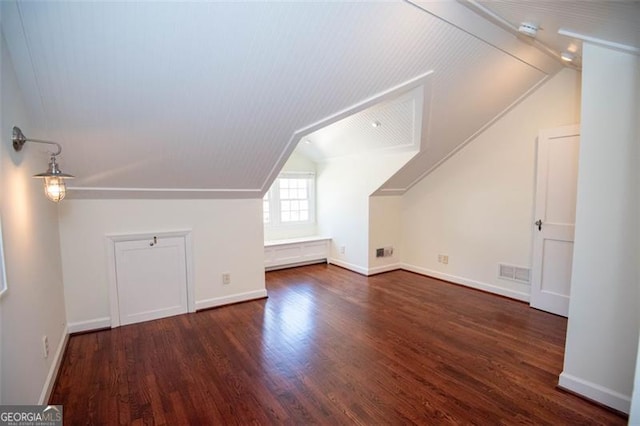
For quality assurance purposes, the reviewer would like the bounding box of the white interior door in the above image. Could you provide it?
[530,125,580,317]
[115,235,188,326]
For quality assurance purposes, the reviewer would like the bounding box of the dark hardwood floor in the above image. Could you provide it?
[51,264,625,425]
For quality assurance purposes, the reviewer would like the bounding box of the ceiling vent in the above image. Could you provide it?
[499,263,531,284]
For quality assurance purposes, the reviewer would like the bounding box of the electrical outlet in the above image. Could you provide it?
[222,273,231,285]
[438,254,443,263]
[42,335,49,359]
[383,247,393,257]
[442,255,449,265]
[340,246,345,255]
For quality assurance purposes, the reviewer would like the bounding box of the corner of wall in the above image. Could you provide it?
[397,68,581,302]
[1,31,68,403]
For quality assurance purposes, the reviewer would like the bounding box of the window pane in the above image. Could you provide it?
[263,194,270,224]
[269,174,314,225]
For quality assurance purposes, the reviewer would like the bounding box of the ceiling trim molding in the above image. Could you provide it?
[67,187,263,200]
[404,74,551,192]
[260,70,434,195]
[375,73,552,196]
[460,0,577,69]
[373,189,406,196]
[558,29,640,55]
[407,0,562,75]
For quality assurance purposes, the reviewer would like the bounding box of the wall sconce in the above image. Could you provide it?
[12,126,74,202]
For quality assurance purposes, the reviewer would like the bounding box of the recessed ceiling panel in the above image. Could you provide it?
[295,88,421,162]
[2,1,554,197]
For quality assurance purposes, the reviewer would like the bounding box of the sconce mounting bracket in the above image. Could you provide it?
[12,126,27,152]
[11,126,62,156]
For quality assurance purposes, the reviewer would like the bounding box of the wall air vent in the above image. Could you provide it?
[375,247,394,258]
[498,263,531,284]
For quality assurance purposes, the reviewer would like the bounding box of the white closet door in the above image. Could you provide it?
[530,126,580,317]
[115,236,188,326]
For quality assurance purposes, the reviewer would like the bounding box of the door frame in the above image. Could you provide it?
[106,230,195,328]
[530,124,580,316]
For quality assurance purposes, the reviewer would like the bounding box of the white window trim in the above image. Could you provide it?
[264,171,316,228]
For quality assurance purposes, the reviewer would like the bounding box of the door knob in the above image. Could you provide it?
[535,220,542,231]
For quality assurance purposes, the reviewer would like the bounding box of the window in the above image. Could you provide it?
[263,192,270,224]
[264,172,315,226]
[279,177,309,222]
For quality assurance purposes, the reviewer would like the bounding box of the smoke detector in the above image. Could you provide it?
[518,22,538,37]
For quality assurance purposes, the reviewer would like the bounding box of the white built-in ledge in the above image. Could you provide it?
[264,236,331,270]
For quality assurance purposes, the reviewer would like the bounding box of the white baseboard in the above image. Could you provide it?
[400,263,530,302]
[39,326,69,404]
[195,289,268,311]
[559,372,631,414]
[68,317,112,334]
[265,259,327,271]
[367,263,402,275]
[328,258,369,276]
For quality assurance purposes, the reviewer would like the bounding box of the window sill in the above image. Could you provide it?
[264,236,331,247]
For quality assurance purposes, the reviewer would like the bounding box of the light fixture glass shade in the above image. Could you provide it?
[33,156,74,203]
[43,176,67,202]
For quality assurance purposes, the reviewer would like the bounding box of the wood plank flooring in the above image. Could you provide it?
[50,264,625,424]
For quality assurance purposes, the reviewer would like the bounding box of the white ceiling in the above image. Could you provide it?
[1,1,567,198]
[295,87,423,162]
[467,0,640,67]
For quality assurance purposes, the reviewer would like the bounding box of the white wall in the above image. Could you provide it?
[0,32,68,403]
[400,68,581,300]
[279,151,316,175]
[369,196,402,273]
[631,334,640,423]
[264,151,317,241]
[633,79,640,423]
[317,151,415,274]
[560,43,639,414]
[58,198,266,328]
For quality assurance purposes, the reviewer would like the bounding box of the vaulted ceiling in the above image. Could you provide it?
[295,86,424,163]
[472,0,640,62]
[2,1,634,199]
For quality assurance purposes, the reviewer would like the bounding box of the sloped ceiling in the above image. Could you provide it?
[1,0,562,199]
[376,0,640,195]
[296,86,423,162]
[466,0,640,68]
